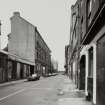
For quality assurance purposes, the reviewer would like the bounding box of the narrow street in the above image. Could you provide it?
[0,75,92,105]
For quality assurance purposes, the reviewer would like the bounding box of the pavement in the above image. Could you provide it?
[58,76,92,105]
[0,76,46,87]
[0,79,27,87]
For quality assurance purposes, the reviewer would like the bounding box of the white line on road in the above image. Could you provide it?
[0,77,56,102]
[28,83,40,88]
[29,88,52,90]
[0,89,25,102]
[0,83,40,102]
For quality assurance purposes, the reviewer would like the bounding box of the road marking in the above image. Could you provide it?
[0,89,25,102]
[0,77,58,102]
[29,88,52,90]
[0,83,40,102]
[28,83,40,88]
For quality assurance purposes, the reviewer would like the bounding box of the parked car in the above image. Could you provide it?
[52,73,58,76]
[27,73,40,81]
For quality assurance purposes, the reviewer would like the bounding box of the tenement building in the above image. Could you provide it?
[69,0,105,105]
[80,0,105,105]
[69,0,81,85]
[35,28,51,76]
[8,12,51,80]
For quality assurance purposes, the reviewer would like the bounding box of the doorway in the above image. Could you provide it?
[30,65,34,75]
[79,55,86,90]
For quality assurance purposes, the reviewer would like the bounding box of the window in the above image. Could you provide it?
[87,0,92,26]
[74,28,76,39]
[88,47,93,77]
[37,51,38,59]
[88,0,92,13]
[81,0,83,7]
[81,16,83,24]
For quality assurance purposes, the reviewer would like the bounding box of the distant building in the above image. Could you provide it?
[51,58,58,73]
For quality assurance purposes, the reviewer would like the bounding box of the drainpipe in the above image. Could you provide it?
[93,44,96,105]
[85,52,89,97]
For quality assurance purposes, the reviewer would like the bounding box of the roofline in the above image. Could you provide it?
[35,27,51,53]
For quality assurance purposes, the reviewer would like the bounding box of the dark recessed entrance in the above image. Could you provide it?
[30,66,34,75]
[79,55,86,90]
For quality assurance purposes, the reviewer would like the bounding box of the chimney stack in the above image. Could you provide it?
[13,12,20,17]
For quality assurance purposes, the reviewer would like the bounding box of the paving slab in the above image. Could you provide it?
[58,76,92,105]
[58,98,92,105]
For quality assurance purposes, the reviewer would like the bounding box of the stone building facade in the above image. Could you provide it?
[7,12,51,80]
[80,0,105,105]
[35,28,51,76]
[68,0,105,105]
[69,0,81,85]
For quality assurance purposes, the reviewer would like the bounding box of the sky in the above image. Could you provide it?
[0,0,76,71]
